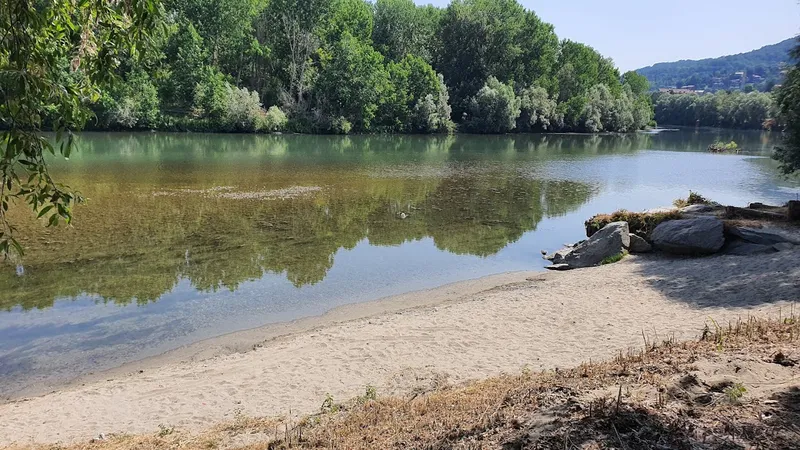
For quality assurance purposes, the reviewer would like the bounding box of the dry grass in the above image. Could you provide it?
[585,209,683,238]
[6,314,799,450]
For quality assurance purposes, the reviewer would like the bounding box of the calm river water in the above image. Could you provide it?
[0,130,797,397]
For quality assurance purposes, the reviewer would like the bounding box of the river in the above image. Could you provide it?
[0,129,797,398]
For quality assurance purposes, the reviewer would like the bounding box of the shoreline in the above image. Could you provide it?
[37,270,540,401]
[2,250,799,445]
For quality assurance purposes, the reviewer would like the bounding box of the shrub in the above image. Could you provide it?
[585,209,683,238]
[99,70,161,129]
[518,86,562,132]
[465,77,521,134]
[673,191,710,208]
[259,106,288,132]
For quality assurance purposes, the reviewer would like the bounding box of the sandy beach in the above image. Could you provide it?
[2,250,799,446]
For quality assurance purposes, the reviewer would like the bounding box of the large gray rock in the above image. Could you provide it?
[651,216,725,255]
[628,233,652,253]
[727,226,799,246]
[547,222,630,269]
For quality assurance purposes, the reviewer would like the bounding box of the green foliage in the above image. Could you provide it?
[774,40,800,174]
[600,251,626,265]
[436,0,558,117]
[673,191,710,208]
[320,0,374,45]
[260,106,289,132]
[586,209,683,239]
[315,32,391,132]
[708,141,739,153]
[518,86,562,131]
[637,38,794,92]
[0,0,160,257]
[465,77,521,134]
[724,383,747,403]
[622,71,650,96]
[373,0,440,63]
[654,90,776,129]
[99,70,162,129]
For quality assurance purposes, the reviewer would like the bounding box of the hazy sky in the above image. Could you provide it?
[413,0,800,71]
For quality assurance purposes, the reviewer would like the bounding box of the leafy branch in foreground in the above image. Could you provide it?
[0,0,161,258]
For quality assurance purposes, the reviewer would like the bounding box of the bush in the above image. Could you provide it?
[259,106,288,132]
[585,209,683,238]
[673,191,710,208]
[99,70,161,129]
[465,77,521,133]
[411,75,455,133]
[191,69,266,132]
[518,86,562,132]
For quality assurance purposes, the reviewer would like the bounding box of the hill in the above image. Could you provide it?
[637,37,797,92]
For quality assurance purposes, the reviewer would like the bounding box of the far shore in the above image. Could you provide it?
[2,249,799,445]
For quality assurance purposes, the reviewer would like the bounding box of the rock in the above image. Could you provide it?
[727,226,798,246]
[680,204,714,214]
[546,222,630,269]
[651,216,725,255]
[723,240,778,256]
[643,207,678,215]
[774,242,795,252]
[789,201,800,221]
[628,233,652,253]
[545,264,572,271]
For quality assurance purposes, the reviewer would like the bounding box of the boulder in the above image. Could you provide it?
[723,240,778,256]
[727,226,798,246]
[628,233,652,253]
[546,222,630,269]
[680,204,714,214]
[651,216,725,255]
[774,242,795,252]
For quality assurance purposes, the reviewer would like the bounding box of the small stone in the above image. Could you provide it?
[774,242,795,251]
[545,264,572,271]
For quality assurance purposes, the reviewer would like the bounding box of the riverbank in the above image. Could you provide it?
[2,249,799,446]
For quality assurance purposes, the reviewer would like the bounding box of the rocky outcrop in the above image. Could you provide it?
[651,217,725,255]
[546,222,630,269]
[629,234,652,253]
[680,204,714,214]
[726,226,799,246]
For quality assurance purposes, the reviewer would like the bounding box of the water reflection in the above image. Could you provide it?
[3,132,634,311]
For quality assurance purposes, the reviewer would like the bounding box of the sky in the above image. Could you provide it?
[413,0,800,71]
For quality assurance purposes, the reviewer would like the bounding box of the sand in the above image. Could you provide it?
[2,251,799,445]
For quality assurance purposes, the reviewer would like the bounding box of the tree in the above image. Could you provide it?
[264,0,332,106]
[372,0,440,63]
[774,40,800,173]
[622,71,650,96]
[518,86,561,131]
[436,0,528,117]
[0,0,160,257]
[465,77,521,133]
[314,32,391,132]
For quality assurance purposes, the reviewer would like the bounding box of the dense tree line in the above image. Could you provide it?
[637,38,794,93]
[774,39,800,173]
[94,0,654,134]
[653,91,777,130]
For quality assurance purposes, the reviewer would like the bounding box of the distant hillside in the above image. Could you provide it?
[636,38,797,92]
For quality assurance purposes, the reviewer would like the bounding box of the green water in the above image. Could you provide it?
[0,130,796,397]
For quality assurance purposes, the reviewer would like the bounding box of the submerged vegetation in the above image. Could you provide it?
[85,0,654,135]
